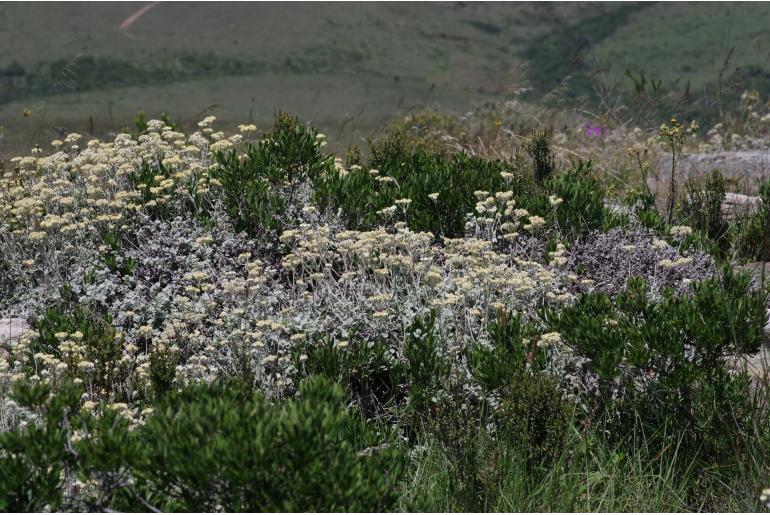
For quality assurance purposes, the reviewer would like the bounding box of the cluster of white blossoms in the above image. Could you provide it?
[0,115,721,422]
[669,225,693,238]
[278,221,575,349]
[0,118,254,296]
[1,215,577,411]
[657,256,694,269]
[469,187,559,242]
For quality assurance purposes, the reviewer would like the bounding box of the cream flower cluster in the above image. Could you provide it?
[278,222,574,350]
[0,119,231,247]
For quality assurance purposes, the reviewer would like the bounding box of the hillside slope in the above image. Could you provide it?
[0,2,768,155]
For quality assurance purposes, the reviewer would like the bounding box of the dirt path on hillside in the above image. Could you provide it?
[120,2,159,31]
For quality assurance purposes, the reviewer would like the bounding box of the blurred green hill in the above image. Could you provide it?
[0,1,768,154]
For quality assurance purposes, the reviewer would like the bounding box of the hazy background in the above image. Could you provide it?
[1,1,769,155]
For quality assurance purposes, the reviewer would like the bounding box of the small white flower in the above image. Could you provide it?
[669,225,693,237]
[538,332,563,348]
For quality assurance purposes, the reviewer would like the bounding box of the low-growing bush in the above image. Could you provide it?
[679,169,730,254]
[128,376,404,512]
[214,112,334,241]
[0,376,404,512]
[100,232,137,278]
[468,311,569,468]
[564,226,715,297]
[496,373,569,469]
[733,180,770,263]
[0,381,82,512]
[469,311,542,392]
[368,110,463,157]
[294,336,406,420]
[546,267,767,462]
[23,298,124,399]
[314,138,512,237]
[546,160,611,239]
[621,187,668,233]
[293,312,450,428]
[402,312,452,415]
[526,128,556,184]
[421,394,501,512]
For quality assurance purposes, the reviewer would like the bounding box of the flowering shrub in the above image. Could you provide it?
[1,112,768,510]
[564,227,715,296]
[314,142,513,237]
[0,119,223,310]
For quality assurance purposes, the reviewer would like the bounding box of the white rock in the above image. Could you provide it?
[656,151,770,188]
[0,318,30,342]
[652,151,770,201]
[722,192,763,218]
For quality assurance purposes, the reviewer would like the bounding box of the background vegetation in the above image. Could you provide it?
[2,2,770,156]
[1,2,770,512]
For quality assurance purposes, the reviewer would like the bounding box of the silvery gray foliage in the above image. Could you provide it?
[564,227,716,297]
[464,211,550,261]
[0,232,104,321]
[92,212,258,324]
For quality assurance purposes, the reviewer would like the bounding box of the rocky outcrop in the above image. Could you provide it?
[0,318,30,359]
[654,151,770,194]
[722,192,763,219]
[0,318,29,342]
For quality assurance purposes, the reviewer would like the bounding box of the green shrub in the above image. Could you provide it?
[525,128,556,184]
[0,381,82,512]
[293,313,450,427]
[546,160,611,239]
[469,311,541,392]
[126,376,404,511]
[423,395,501,512]
[497,373,569,469]
[468,311,568,468]
[101,232,137,277]
[214,112,334,240]
[679,169,729,253]
[368,110,462,157]
[147,343,180,397]
[71,407,140,511]
[733,180,770,262]
[545,267,767,462]
[0,377,404,512]
[294,336,406,420]
[27,304,124,399]
[403,312,451,416]
[0,253,14,301]
[624,189,667,232]
[314,138,512,237]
